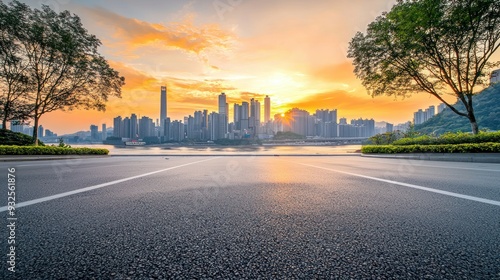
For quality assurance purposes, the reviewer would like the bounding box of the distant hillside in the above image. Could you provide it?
[416,85,500,135]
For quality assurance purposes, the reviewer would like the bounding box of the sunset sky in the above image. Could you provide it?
[18,0,477,134]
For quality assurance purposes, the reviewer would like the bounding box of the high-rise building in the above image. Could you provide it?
[160,86,167,132]
[171,120,184,142]
[130,114,138,139]
[139,116,155,138]
[414,109,425,125]
[163,117,171,141]
[90,125,99,141]
[413,106,435,125]
[218,93,228,134]
[234,104,241,130]
[113,116,122,137]
[241,102,249,131]
[218,92,227,115]
[250,98,261,134]
[208,112,218,141]
[102,124,107,141]
[186,115,196,139]
[264,95,271,123]
[38,125,44,138]
[123,117,131,139]
[426,106,435,120]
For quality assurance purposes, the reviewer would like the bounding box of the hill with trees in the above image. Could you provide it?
[416,85,500,135]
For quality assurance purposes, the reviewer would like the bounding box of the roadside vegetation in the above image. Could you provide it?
[273,131,306,140]
[362,131,500,154]
[0,130,109,155]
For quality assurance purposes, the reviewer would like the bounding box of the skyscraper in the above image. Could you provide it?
[38,125,44,138]
[218,92,227,115]
[90,125,99,141]
[264,95,270,123]
[160,86,167,132]
[250,98,261,134]
[240,102,249,131]
[218,93,228,135]
[102,124,107,141]
[113,116,122,137]
[130,114,138,139]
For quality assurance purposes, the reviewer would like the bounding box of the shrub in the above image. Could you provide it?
[367,131,404,145]
[391,131,500,146]
[0,145,109,155]
[362,143,500,153]
[0,129,45,146]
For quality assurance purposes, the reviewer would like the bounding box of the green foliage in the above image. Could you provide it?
[403,123,422,138]
[0,145,109,155]
[362,143,500,153]
[0,129,44,146]
[273,131,306,140]
[348,0,500,134]
[392,131,500,146]
[416,85,500,134]
[367,131,403,145]
[0,1,125,143]
[58,137,71,148]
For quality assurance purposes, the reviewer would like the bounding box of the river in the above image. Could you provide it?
[70,144,362,155]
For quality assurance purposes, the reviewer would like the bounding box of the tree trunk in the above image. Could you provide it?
[2,101,9,130]
[32,115,39,145]
[468,112,479,135]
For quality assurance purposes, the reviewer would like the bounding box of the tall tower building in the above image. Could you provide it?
[160,86,167,131]
[130,114,138,139]
[241,101,249,131]
[264,95,271,123]
[102,124,107,141]
[218,92,227,115]
[218,93,228,135]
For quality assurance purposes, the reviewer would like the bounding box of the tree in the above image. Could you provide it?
[0,1,32,129]
[0,1,125,144]
[348,0,500,134]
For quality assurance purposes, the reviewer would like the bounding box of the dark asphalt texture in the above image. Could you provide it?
[0,156,499,279]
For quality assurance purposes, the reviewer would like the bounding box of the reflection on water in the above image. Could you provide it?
[71,144,361,155]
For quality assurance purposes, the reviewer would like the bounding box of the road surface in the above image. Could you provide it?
[1,155,499,279]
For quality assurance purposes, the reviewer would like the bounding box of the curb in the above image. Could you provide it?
[0,154,362,161]
[361,153,500,164]
[0,155,109,162]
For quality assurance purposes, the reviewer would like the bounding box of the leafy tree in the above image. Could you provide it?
[0,1,125,144]
[348,0,500,134]
[0,1,32,128]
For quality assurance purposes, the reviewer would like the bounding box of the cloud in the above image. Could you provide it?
[82,7,235,63]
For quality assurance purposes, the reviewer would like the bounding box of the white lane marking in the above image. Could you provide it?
[360,159,500,172]
[0,157,220,212]
[334,157,500,173]
[299,163,500,207]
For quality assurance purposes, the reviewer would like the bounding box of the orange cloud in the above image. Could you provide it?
[82,7,235,62]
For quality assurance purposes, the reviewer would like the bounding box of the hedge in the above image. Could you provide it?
[391,131,500,146]
[0,145,109,155]
[362,143,500,154]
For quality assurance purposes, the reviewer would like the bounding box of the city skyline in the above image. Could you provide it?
[14,0,498,135]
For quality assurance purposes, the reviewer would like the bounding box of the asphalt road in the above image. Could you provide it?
[0,155,499,279]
